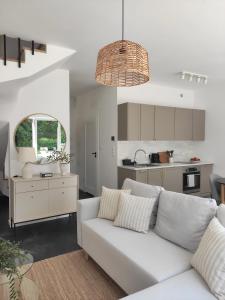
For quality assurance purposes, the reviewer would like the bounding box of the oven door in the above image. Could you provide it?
[183,172,200,194]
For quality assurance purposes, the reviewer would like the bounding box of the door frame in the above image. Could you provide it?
[84,117,100,196]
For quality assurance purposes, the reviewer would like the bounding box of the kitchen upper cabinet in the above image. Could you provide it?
[193,109,205,141]
[118,103,205,141]
[140,104,155,140]
[147,169,163,186]
[155,106,175,140]
[163,167,183,193]
[175,108,193,140]
[118,103,140,141]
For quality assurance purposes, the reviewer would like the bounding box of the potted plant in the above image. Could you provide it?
[0,239,27,300]
[47,150,73,175]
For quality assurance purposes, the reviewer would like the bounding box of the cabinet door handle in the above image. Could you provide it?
[62,192,64,195]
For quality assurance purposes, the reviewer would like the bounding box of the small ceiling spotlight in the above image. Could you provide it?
[181,72,185,80]
[197,76,201,84]
[180,71,208,85]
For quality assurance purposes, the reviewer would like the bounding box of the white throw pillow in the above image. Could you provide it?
[217,204,225,227]
[191,218,225,300]
[114,192,156,233]
[98,186,131,220]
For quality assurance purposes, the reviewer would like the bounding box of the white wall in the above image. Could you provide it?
[73,86,117,194]
[117,83,200,164]
[0,69,70,177]
[118,83,195,107]
[194,85,225,175]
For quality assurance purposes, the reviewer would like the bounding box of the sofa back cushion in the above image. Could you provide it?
[155,190,217,252]
[122,178,164,228]
[217,204,225,227]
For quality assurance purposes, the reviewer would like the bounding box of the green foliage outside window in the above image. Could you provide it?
[15,119,32,147]
[15,119,66,152]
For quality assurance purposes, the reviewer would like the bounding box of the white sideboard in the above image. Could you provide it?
[10,174,79,226]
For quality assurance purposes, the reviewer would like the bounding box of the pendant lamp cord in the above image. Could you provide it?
[122,0,124,40]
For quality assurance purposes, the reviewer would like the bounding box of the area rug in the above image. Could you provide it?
[27,250,126,300]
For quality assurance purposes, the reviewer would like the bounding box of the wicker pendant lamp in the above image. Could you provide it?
[95,0,150,87]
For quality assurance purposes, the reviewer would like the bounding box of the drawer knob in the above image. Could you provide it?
[62,192,64,194]
[62,182,65,184]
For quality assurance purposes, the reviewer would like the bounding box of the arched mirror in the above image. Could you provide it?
[15,114,66,160]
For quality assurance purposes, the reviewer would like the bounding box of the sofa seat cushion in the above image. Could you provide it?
[121,269,216,300]
[82,218,192,294]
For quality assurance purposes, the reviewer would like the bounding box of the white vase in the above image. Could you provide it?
[59,163,67,176]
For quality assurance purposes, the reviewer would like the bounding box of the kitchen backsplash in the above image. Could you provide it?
[117,141,197,165]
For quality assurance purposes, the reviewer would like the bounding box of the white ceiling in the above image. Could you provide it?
[1,0,225,96]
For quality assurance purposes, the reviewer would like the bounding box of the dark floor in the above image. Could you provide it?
[0,191,93,262]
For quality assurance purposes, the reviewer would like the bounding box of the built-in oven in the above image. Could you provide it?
[183,167,201,194]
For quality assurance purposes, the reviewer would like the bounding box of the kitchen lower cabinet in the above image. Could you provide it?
[136,170,148,184]
[163,167,183,193]
[147,169,163,186]
[200,164,213,195]
[118,167,147,188]
[118,164,213,195]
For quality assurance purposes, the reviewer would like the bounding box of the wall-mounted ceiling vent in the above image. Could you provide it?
[0,34,46,68]
[180,71,208,85]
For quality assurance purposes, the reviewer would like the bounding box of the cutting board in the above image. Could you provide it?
[159,151,169,163]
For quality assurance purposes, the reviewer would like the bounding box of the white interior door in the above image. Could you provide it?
[85,120,99,196]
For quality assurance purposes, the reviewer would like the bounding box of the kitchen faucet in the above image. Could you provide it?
[133,149,147,164]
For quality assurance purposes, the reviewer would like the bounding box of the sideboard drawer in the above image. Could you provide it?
[16,180,48,193]
[15,190,49,223]
[48,187,77,215]
[49,177,77,189]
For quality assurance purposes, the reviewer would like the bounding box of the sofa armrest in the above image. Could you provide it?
[77,197,100,247]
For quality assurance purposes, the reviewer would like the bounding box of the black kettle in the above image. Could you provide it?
[150,153,160,163]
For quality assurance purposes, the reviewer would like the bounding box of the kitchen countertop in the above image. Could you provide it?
[118,161,213,171]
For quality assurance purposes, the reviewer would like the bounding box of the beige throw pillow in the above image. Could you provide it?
[98,186,131,220]
[191,217,225,300]
[114,192,156,233]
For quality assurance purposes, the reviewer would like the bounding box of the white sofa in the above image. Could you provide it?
[77,179,218,300]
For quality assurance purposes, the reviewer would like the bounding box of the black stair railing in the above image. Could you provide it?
[0,34,46,68]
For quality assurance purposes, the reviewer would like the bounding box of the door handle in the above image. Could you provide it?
[91,152,97,158]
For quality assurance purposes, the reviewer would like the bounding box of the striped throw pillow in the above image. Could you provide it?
[113,192,156,233]
[191,217,225,300]
[98,187,131,221]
